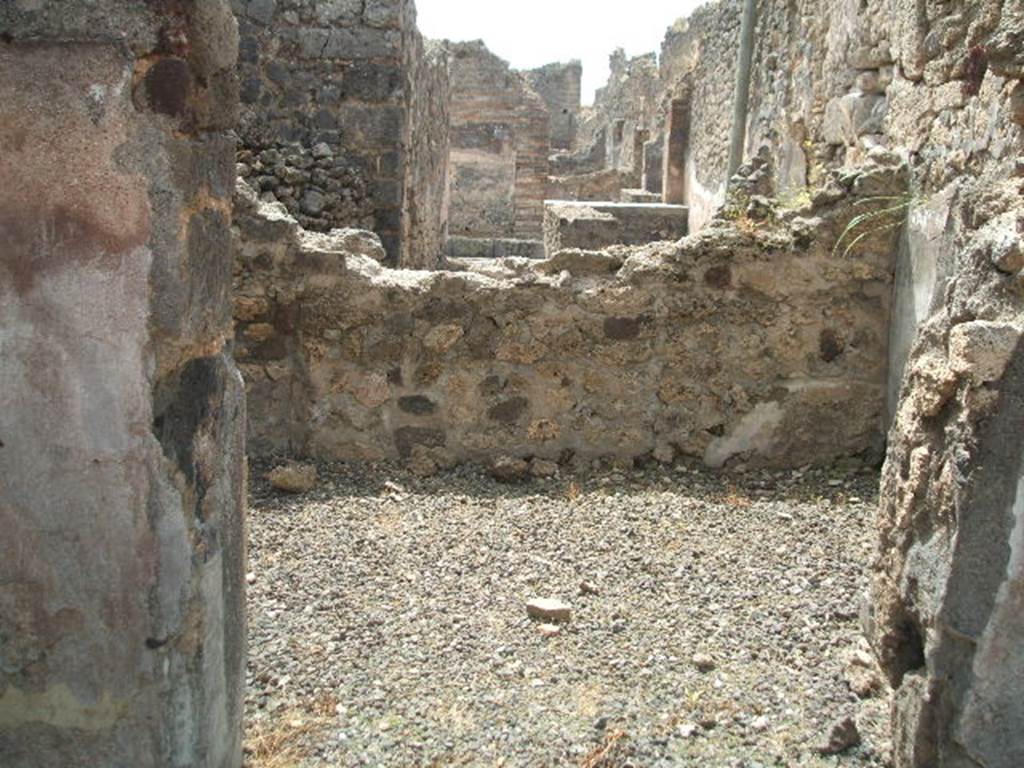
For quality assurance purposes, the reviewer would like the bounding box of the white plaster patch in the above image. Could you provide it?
[703,401,783,468]
[685,153,726,234]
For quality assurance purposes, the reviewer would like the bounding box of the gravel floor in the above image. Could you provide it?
[244,461,893,768]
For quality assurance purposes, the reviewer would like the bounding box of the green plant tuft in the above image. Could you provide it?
[832,193,920,258]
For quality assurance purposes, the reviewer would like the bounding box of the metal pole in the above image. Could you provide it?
[727,0,758,178]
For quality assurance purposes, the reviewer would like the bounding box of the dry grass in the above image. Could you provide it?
[580,729,630,768]
[721,484,752,508]
[566,481,583,503]
[575,683,606,719]
[244,697,336,768]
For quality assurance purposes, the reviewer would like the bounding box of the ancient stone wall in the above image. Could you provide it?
[234,156,901,472]
[577,50,660,184]
[400,34,451,268]
[0,2,246,766]
[543,201,689,254]
[661,1,741,229]
[233,0,450,266]
[524,60,583,151]
[860,1,1024,765]
[446,41,550,240]
[546,168,636,203]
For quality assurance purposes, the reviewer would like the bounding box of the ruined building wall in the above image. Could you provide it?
[660,1,742,230]
[0,2,246,766]
[582,0,895,230]
[860,1,1024,765]
[446,41,550,240]
[524,60,583,151]
[571,0,1024,762]
[234,157,901,472]
[400,34,451,267]
[233,0,450,266]
[574,50,660,188]
[663,1,1024,761]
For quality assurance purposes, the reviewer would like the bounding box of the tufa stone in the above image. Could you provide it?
[490,456,530,483]
[948,321,1021,383]
[817,716,861,755]
[268,462,318,493]
[526,598,572,622]
[530,458,559,478]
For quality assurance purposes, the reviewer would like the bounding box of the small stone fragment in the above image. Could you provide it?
[526,598,572,622]
[751,715,770,732]
[490,456,530,483]
[579,580,600,596]
[844,648,883,698]
[530,458,559,478]
[677,722,699,738]
[537,623,561,638]
[817,716,861,755]
[268,462,318,493]
[692,653,716,672]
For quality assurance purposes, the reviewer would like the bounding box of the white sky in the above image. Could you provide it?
[416,0,710,105]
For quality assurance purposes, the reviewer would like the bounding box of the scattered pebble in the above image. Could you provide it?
[818,715,863,755]
[692,653,716,672]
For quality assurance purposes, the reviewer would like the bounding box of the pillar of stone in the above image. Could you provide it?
[0,2,246,766]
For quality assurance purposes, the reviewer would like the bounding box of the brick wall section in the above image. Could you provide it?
[525,60,583,150]
[232,0,449,267]
[446,41,551,240]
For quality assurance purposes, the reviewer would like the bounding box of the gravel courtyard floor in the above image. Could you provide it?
[244,461,892,768]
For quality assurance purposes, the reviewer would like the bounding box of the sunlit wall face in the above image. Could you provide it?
[415,0,709,105]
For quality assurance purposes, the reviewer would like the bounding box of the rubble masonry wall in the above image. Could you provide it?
[233,159,902,474]
[233,0,450,266]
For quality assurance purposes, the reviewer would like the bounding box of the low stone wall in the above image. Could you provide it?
[234,158,903,472]
[546,168,636,203]
[544,201,689,254]
[446,236,545,260]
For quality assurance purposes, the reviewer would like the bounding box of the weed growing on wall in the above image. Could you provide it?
[833,193,919,258]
